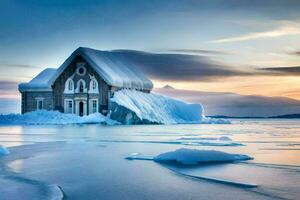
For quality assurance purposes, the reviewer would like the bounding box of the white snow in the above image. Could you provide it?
[50,47,153,91]
[19,68,57,92]
[111,89,205,124]
[0,145,10,156]
[19,47,153,92]
[153,148,252,165]
[0,110,118,125]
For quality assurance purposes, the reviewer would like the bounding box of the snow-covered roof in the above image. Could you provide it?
[19,47,154,92]
[19,68,57,92]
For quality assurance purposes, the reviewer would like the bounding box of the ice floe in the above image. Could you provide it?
[154,148,252,165]
[126,148,252,165]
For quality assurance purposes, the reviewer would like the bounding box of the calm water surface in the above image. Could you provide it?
[0,119,299,199]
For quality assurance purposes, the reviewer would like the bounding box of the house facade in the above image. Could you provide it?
[18,47,153,116]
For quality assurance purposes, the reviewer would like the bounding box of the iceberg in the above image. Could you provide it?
[110,89,205,124]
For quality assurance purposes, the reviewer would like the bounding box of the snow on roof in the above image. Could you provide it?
[19,68,57,92]
[19,47,153,92]
[51,47,153,90]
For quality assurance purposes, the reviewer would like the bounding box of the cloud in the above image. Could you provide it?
[154,87,300,117]
[0,81,19,91]
[112,50,251,81]
[259,66,300,75]
[156,49,229,55]
[0,81,20,101]
[209,22,300,43]
[288,50,300,56]
[0,63,39,69]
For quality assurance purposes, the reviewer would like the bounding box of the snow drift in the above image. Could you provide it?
[0,110,118,125]
[110,89,205,124]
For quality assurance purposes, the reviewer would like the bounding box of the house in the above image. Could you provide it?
[18,47,153,116]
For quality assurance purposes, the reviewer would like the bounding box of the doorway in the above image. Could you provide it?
[79,101,84,116]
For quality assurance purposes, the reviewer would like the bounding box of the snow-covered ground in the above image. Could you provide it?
[0,110,118,125]
[0,120,299,199]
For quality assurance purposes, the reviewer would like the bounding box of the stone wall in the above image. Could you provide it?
[21,91,53,113]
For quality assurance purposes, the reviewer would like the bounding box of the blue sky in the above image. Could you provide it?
[1,0,300,113]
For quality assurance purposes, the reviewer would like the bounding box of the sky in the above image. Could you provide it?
[1,0,300,114]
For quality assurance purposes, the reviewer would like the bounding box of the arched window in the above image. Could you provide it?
[68,80,73,91]
[79,82,84,93]
[76,79,86,93]
[64,78,74,94]
[89,78,99,94]
[92,80,96,90]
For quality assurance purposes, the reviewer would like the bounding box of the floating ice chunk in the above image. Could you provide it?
[0,145,10,156]
[201,117,230,124]
[154,148,252,165]
[0,110,119,125]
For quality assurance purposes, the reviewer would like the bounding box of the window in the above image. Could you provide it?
[76,64,86,76]
[79,82,84,92]
[64,78,74,94]
[68,80,73,91]
[64,99,73,113]
[92,100,97,113]
[92,80,96,90]
[79,68,84,74]
[68,100,73,113]
[89,78,98,94]
[37,99,43,110]
[76,79,86,93]
[89,99,98,114]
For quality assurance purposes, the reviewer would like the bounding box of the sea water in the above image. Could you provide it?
[0,119,299,199]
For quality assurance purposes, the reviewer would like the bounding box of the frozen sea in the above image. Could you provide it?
[0,119,300,200]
